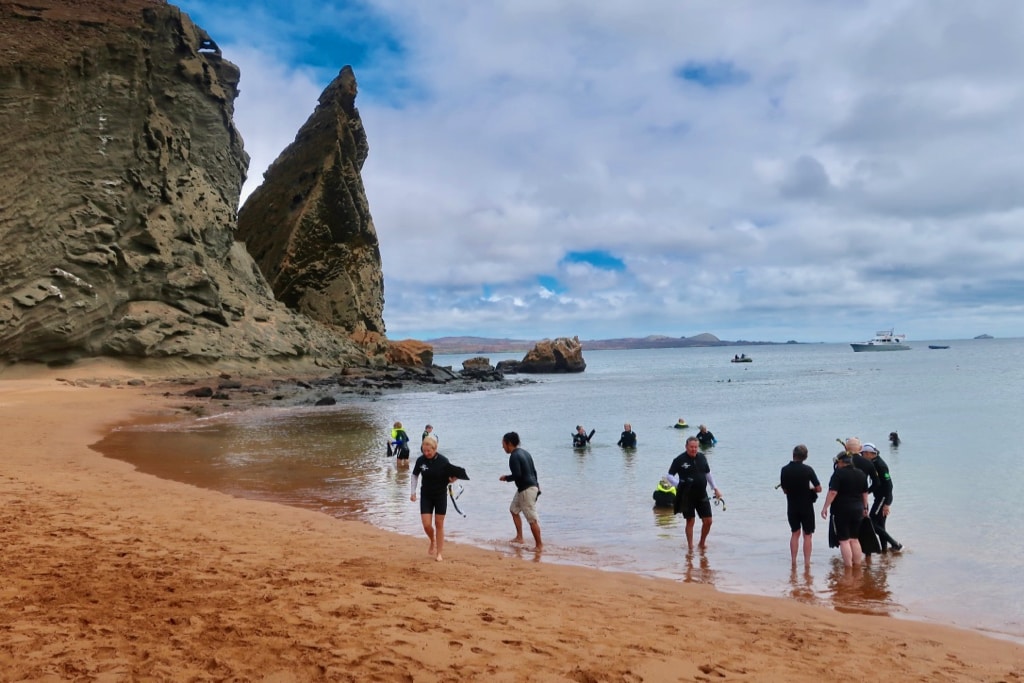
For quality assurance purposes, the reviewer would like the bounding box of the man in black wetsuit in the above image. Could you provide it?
[499,431,542,550]
[572,425,595,448]
[860,443,902,552]
[780,444,822,565]
[668,436,722,551]
[617,423,637,448]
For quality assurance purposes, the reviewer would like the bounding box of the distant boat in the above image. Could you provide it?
[851,329,910,352]
[731,354,752,363]
[928,344,950,350]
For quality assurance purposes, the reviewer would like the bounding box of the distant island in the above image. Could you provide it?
[974,334,994,339]
[426,334,786,354]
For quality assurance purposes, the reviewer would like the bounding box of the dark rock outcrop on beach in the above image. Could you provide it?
[511,336,587,373]
[0,0,383,369]
[165,363,524,410]
[236,67,386,344]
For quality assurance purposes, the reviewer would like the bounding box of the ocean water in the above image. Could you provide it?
[94,338,1024,641]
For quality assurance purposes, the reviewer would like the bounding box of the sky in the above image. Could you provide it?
[175,0,1024,343]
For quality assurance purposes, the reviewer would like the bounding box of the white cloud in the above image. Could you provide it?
[176,0,1024,342]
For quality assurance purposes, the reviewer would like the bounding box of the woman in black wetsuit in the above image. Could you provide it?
[410,435,458,561]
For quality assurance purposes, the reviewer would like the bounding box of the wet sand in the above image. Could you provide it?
[1,366,1022,681]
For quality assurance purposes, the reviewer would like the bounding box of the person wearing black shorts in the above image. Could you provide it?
[821,449,869,567]
[668,436,723,551]
[780,444,822,566]
[410,435,457,561]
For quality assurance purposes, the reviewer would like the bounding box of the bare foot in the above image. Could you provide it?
[533,544,543,551]
[428,543,436,556]
[509,537,525,545]
[435,554,443,562]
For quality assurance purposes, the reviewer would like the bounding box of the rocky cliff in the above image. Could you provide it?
[237,66,386,344]
[0,0,384,369]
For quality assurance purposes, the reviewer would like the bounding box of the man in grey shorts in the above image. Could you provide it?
[499,431,543,550]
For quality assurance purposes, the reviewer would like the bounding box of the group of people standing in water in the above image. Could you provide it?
[393,416,900,567]
[783,436,902,567]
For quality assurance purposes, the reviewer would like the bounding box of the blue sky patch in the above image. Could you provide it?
[674,60,750,88]
[537,275,565,293]
[562,250,626,271]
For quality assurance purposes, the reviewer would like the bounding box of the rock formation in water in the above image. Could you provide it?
[0,0,384,369]
[500,337,587,373]
[236,66,385,343]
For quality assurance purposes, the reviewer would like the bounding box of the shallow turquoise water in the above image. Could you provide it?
[95,338,1024,641]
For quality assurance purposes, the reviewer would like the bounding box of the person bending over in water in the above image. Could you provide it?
[410,435,458,561]
[696,424,716,448]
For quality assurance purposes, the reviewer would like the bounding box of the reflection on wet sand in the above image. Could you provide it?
[683,549,717,585]
[788,566,817,605]
[825,555,894,617]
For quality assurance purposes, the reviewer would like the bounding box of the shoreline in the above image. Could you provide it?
[2,371,1023,680]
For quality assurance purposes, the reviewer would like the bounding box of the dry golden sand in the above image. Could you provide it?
[1,365,1022,681]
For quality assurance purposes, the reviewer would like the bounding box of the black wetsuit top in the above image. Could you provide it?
[851,453,878,491]
[572,429,595,448]
[506,447,539,492]
[668,452,712,502]
[696,431,716,448]
[412,452,452,497]
[827,466,868,514]
[617,430,637,448]
[870,455,894,504]
[780,461,820,508]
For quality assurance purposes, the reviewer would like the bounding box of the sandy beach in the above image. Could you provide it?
[1,366,1022,682]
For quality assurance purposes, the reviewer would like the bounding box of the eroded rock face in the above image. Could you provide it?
[386,339,434,368]
[236,66,385,341]
[0,0,380,367]
[517,337,587,373]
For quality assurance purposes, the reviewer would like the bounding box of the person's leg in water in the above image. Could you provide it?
[802,531,813,565]
[684,516,696,550]
[528,520,542,549]
[790,530,801,564]
[838,539,854,567]
[850,537,863,566]
[697,515,713,549]
[510,511,525,544]
[871,498,901,551]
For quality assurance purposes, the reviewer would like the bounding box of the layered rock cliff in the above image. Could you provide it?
[236,66,385,343]
[0,0,383,368]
